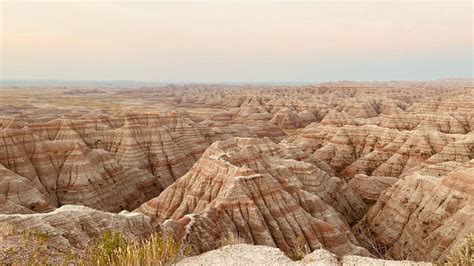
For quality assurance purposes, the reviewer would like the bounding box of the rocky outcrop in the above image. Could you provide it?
[347,174,398,205]
[270,108,305,129]
[0,164,54,214]
[353,161,474,262]
[177,244,430,266]
[2,80,473,263]
[283,124,467,181]
[0,112,218,213]
[136,137,368,256]
[376,112,473,134]
[0,205,155,264]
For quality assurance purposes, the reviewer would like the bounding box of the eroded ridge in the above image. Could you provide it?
[0,80,473,263]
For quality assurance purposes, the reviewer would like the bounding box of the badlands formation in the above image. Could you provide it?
[0,79,473,264]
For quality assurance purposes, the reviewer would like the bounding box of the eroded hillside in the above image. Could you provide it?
[0,79,473,263]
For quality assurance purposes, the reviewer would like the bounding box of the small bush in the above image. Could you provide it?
[446,233,474,265]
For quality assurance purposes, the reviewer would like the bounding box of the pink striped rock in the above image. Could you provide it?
[136,137,369,256]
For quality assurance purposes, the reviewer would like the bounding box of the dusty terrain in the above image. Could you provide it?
[0,79,473,264]
[176,244,431,266]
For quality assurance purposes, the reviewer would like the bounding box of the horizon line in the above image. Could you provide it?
[1,77,472,85]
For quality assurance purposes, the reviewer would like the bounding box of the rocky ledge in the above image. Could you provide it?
[177,244,431,265]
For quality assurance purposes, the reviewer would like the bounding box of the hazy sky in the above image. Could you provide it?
[1,1,472,82]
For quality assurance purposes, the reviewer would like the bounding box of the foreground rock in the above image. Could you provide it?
[177,244,430,265]
[0,205,154,264]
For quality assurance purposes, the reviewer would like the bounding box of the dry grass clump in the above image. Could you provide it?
[0,223,17,263]
[445,233,474,265]
[0,222,16,243]
[220,232,246,247]
[287,236,310,261]
[1,225,185,266]
[87,230,128,265]
[86,230,185,266]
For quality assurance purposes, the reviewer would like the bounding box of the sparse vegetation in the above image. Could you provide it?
[85,230,185,266]
[22,229,49,245]
[446,233,474,265]
[88,230,128,265]
[1,226,185,266]
[0,222,16,241]
[0,222,54,265]
[287,236,310,261]
[220,232,246,247]
[355,221,388,259]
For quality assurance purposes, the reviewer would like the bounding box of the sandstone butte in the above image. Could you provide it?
[0,79,473,264]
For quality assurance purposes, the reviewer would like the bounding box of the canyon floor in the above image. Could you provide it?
[0,79,473,264]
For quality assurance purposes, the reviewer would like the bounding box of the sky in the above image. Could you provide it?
[1,1,472,82]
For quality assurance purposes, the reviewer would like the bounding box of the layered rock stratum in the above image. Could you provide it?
[135,137,368,256]
[0,112,224,212]
[0,79,473,264]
